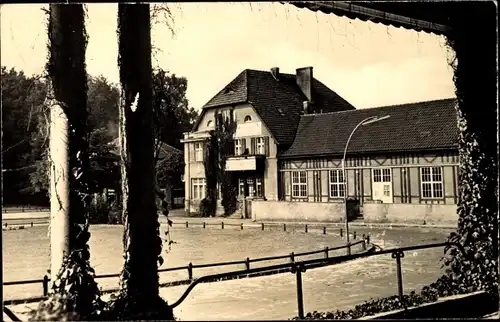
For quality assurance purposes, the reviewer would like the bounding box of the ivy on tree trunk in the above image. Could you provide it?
[30,4,104,321]
[422,5,498,299]
[106,3,173,320]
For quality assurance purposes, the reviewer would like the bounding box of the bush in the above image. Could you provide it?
[291,291,438,320]
[199,198,214,217]
[88,194,122,224]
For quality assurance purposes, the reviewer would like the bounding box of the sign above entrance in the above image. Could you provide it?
[226,157,258,171]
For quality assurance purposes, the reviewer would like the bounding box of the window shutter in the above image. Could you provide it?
[241,138,247,155]
[250,137,256,155]
[225,140,235,156]
[190,143,195,161]
[264,136,270,156]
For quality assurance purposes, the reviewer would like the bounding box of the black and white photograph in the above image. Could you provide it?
[1,1,498,320]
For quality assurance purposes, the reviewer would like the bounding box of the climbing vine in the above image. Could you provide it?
[202,109,237,216]
[29,4,103,321]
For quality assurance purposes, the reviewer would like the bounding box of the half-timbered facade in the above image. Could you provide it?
[279,98,458,210]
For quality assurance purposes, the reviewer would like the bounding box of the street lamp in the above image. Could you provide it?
[341,115,391,249]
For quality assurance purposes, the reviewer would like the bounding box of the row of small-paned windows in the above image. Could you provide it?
[289,167,445,199]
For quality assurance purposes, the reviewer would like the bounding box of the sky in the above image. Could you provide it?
[1,2,456,110]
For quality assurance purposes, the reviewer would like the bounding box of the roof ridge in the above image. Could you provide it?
[300,97,457,117]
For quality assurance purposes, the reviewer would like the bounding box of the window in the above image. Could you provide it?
[256,137,265,155]
[247,178,254,197]
[235,139,242,156]
[292,171,307,198]
[194,143,203,161]
[206,120,213,128]
[329,170,345,198]
[383,184,391,196]
[192,178,206,200]
[421,167,443,198]
[256,177,263,197]
[244,115,252,122]
[373,168,391,182]
[238,178,245,197]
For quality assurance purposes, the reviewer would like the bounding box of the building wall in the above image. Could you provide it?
[251,199,458,226]
[252,200,345,222]
[363,201,458,226]
[183,103,279,214]
[281,151,459,206]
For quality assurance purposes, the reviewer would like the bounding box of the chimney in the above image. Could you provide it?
[296,67,313,102]
[270,67,280,80]
[303,101,310,115]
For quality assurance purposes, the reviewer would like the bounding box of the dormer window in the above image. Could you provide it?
[207,120,213,128]
[244,115,252,123]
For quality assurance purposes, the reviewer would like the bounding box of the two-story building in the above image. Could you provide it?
[182,67,356,215]
[183,66,459,225]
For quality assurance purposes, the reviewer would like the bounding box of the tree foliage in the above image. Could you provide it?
[1,67,47,203]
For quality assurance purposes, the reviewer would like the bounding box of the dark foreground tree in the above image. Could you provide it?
[105,3,174,320]
[29,4,103,321]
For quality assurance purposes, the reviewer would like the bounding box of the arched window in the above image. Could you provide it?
[207,120,213,128]
[244,115,252,122]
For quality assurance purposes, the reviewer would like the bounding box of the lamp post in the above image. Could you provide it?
[341,115,391,246]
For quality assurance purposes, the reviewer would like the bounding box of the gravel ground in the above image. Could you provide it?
[3,223,451,320]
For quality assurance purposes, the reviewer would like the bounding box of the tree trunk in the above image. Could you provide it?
[32,4,104,320]
[47,2,90,287]
[114,4,172,319]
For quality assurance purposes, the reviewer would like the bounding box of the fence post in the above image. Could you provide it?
[203,222,206,229]
[323,227,326,235]
[305,224,308,233]
[222,222,224,229]
[188,262,193,281]
[347,243,352,256]
[241,223,243,230]
[290,252,295,263]
[284,223,287,232]
[324,246,329,259]
[185,221,188,228]
[392,250,405,303]
[245,257,250,270]
[340,228,343,237]
[261,223,264,231]
[293,264,305,320]
[43,275,49,296]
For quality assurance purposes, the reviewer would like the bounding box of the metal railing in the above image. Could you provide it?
[3,241,466,320]
[3,235,368,305]
[2,206,48,213]
[167,241,465,319]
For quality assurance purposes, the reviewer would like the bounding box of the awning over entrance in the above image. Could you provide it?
[283,1,453,35]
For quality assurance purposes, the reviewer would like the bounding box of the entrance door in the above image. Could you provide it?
[372,168,393,203]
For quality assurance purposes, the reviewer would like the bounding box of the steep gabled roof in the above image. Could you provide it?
[281,98,458,158]
[193,68,355,146]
